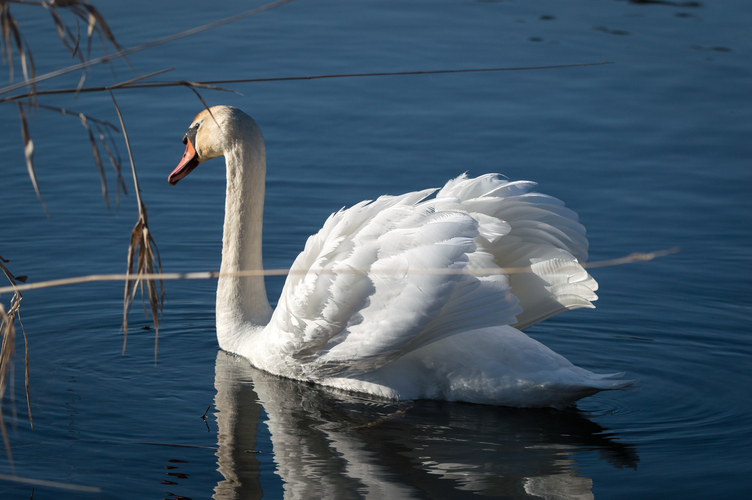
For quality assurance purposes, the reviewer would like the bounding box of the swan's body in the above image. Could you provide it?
[169,106,630,407]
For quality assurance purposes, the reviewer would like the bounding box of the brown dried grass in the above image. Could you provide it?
[0,255,31,468]
[110,91,164,357]
[3,0,128,213]
[1,2,36,97]
[0,0,299,465]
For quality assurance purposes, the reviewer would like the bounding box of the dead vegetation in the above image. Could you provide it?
[0,256,30,467]
[0,0,298,463]
[0,0,154,462]
[110,90,164,355]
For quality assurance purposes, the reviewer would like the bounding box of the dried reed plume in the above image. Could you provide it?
[0,256,31,467]
[110,91,163,356]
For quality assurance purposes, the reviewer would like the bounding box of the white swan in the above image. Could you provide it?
[169,105,630,407]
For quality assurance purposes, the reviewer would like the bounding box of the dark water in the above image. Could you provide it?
[1,0,750,498]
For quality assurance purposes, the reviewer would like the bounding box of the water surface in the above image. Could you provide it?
[1,0,750,498]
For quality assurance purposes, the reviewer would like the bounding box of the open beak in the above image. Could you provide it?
[168,138,200,186]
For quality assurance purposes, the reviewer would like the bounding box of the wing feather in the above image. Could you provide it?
[268,173,598,376]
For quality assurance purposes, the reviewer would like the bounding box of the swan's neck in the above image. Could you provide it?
[216,123,272,353]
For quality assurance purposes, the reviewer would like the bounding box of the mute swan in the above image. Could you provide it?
[169,105,630,407]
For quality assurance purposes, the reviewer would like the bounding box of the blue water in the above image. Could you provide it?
[2,0,751,498]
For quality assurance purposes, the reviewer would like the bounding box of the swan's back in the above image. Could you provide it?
[242,174,611,404]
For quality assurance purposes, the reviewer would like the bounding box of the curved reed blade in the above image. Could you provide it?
[180,81,240,127]
[0,303,13,467]
[45,4,85,61]
[97,123,126,205]
[1,3,37,104]
[81,3,125,55]
[1,4,16,82]
[79,113,109,207]
[19,314,31,432]
[122,218,142,349]
[17,104,48,216]
[181,83,218,126]
[22,40,35,102]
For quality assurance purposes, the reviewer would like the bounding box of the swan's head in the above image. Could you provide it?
[168,105,260,186]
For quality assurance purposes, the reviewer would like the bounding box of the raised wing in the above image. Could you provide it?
[437,174,598,330]
[268,174,597,376]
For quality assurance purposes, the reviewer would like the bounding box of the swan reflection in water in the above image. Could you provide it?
[212,351,637,499]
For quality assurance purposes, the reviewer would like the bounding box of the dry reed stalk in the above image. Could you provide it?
[0,255,31,467]
[1,1,36,98]
[0,62,614,103]
[0,303,14,466]
[109,91,163,357]
[0,248,682,297]
[79,113,109,205]
[122,206,163,355]
[16,102,46,215]
[0,472,101,493]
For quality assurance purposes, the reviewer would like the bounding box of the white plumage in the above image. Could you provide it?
[169,106,630,407]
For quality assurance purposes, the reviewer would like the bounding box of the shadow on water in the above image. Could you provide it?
[212,351,638,499]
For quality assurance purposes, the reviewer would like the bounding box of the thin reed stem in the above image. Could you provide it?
[0,248,680,296]
[0,62,614,103]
